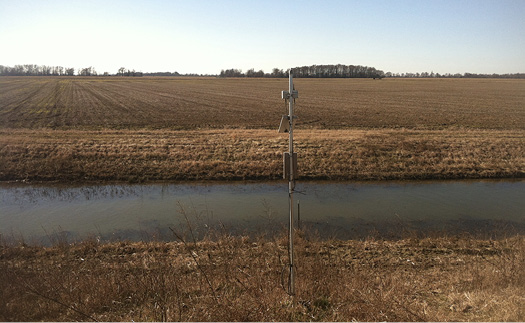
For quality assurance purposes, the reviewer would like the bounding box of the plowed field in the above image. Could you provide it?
[1,77,524,130]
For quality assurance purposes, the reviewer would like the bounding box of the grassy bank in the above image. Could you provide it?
[1,233,523,321]
[1,128,523,183]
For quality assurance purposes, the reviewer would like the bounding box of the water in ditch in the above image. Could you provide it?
[1,180,524,244]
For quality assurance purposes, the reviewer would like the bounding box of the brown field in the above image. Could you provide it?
[1,77,524,130]
[0,76,524,182]
[1,233,523,321]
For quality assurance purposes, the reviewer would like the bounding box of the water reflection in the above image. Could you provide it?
[1,180,524,245]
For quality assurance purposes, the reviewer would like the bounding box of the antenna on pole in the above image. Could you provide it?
[279,69,298,296]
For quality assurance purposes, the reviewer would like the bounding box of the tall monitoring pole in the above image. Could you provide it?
[279,70,298,296]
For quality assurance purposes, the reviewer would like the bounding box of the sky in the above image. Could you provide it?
[0,0,524,75]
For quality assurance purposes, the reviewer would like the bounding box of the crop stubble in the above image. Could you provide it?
[0,77,524,182]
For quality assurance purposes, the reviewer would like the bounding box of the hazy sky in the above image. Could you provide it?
[1,0,524,75]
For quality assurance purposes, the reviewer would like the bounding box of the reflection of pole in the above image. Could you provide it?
[288,71,295,296]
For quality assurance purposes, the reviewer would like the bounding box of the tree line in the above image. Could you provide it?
[220,65,384,78]
[385,71,525,79]
[292,64,384,78]
[0,64,108,76]
[0,64,76,76]
[0,64,143,77]
[220,65,525,79]
[0,64,209,77]
[1,63,523,79]
[219,68,285,78]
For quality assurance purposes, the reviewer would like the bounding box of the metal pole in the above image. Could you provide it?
[288,71,295,296]
[298,200,301,230]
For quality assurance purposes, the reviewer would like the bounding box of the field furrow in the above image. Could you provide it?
[0,79,51,127]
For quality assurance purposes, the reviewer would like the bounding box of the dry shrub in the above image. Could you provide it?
[1,230,523,321]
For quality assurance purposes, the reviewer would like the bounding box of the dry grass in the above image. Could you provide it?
[1,128,523,183]
[1,231,523,321]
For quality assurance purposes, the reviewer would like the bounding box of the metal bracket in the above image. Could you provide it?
[278,115,290,133]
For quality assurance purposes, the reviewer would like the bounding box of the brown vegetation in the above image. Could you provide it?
[1,232,523,321]
[1,77,524,183]
[0,128,523,183]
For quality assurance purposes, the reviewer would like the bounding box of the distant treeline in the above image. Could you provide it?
[0,64,217,77]
[220,65,525,79]
[219,65,384,78]
[0,65,187,77]
[1,64,524,79]
[0,64,76,76]
[385,71,525,79]
[0,64,120,76]
[142,71,179,77]
[292,65,384,78]
[141,71,216,77]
